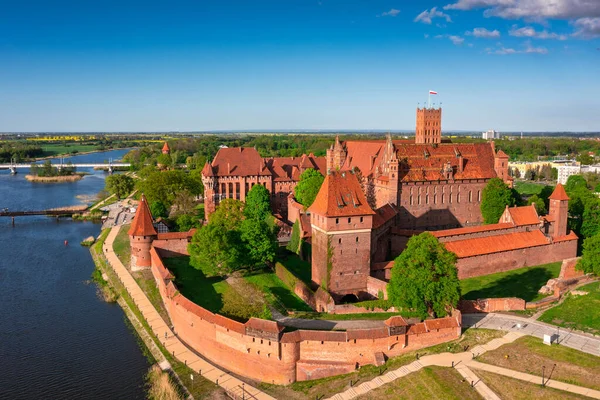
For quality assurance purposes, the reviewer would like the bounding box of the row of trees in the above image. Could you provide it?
[30,160,77,177]
[188,185,278,277]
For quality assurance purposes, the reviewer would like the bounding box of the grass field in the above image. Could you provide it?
[478,335,600,391]
[514,181,551,196]
[113,225,132,267]
[163,256,231,313]
[41,143,102,156]
[244,272,313,312]
[476,370,590,400]
[356,366,481,400]
[460,262,562,302]
[277,252,312,285]
[538,281,600,334]
[260,329,504,400]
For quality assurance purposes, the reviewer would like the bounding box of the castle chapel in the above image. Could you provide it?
[200,107,577,300]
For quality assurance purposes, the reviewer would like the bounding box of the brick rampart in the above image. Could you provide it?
[458,297,526,313]
[456,239,577,279]
[150,250,462,384]
[275,262,335,312]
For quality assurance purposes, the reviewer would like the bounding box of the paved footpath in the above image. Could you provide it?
[462,313,600,357]
[103,226,275,400]
[328,324,600,400]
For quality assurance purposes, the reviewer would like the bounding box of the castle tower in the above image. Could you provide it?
[415,107,442,144]
[494,149,511,185]
[308,170,375,301]
[162,142,170,155]
[128,194,158,270]
[548,183,569,238]
[326,135,347,172]
[201,161,217,220]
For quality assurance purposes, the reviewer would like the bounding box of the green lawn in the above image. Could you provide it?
[460,262,562,302]
[244,272,313,312]
[514,181,550,196]
[41,143,102,156]
[356,366,481,400]
[277,251,312,285]
[113,225,132,267]
[163,256,230,313]
[538,282,600,334]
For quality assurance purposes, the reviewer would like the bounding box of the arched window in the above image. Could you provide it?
[469,190,472,202]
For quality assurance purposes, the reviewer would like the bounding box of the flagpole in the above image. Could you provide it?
[428,91,431,109]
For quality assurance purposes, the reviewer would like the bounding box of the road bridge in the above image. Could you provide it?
[0,162,130,174]
[0,205,89,225]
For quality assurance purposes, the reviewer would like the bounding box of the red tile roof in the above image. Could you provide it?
[384,316,408,327]
[373,204,398,229]
[424,317,459,331]
[432,223,514,238]
[308,170,375,217]
[299,214,312,238]
[553,231,578,242]
[496,149,509,158]
[128,194,157,236]
[444,230,550,258]
[340,141,498,182]
[346,327,389,340]
[406,323,428,335]
[245,318,285,333]
[162,142,170,152]
[505,205,540,226]
[549,183,569,201]
[210,147,270,177]
[156,230,196,240]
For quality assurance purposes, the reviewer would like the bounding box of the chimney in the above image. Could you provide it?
[227,162,231,174]
[458,155,464,173]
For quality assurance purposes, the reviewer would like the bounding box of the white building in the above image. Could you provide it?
[482,129,500,140]
[556,163,582,185]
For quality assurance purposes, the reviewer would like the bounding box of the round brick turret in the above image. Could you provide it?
[128,194,157,270]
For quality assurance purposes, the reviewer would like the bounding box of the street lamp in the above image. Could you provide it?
[542,365,546,387]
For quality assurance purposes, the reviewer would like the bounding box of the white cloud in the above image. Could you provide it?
[445,0,600,20]
[435,34,465,45]
[466,27,501,38]
[414,7,452,24]
[573,17,600,38]
[509,26,568,40]
[380,8,400,17]
[486,40,548,54]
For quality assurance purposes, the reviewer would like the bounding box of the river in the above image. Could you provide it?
[0,149,150,399]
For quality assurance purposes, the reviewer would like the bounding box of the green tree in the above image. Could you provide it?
[581,198,600,239]
[287,219,302,254]
[294,168,324,207]
[209,199,245,231]
[105,174,135,199]
[188,224,243,277]
[565,175,588,193]
[157,153,172,167]
[527,194,547,214]
[388,233,460,318]
[244,184,271,220]
[240,218,278,268]
[576,153,594,165]
[150,201,168,219]
[136,170,201,207]
[175,214,200,232]
[481,178,515,224]
[576,234,600,276]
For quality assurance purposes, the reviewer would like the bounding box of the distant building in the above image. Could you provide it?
[556,162,581,185]
[482,130,500,140]
[162,142,170,155]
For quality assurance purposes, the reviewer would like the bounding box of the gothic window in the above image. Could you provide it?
[348,218,351,223]
[457,193,461,203]
[410,195,413,206]
[478,190,481,202]
[418,196,421,205]
[434,194,437,204]
[425,195,429,204]
[469,191,472,202]
[441,193,445,203]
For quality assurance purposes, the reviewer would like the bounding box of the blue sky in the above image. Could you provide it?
[0,0,599,132]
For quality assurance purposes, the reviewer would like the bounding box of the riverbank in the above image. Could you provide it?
[25,173,85,183]
[89,228,226,399]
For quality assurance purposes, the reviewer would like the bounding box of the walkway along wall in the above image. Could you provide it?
[149,248,462,384]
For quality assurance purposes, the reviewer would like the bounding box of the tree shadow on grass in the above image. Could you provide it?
[462,267,555,302]
[271,286,314,312]
[163,256,225,313]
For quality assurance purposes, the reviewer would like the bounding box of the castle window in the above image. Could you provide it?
[478,190,481,202]
[434,194,437,204]
[469,191,472,202]
[336,218,339,224]
[339,238,342,244]
[418,196,421,205]
[348,218,351,223]
[425,195,429,204]
[441,193,445,203]
[360,217,363,223]
[449,194,452,204]
[410,195,413,206]
[356,237,359,242]
[457,194,461,203]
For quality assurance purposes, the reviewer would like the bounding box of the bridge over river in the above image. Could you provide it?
[0,205,90,225]
[0,162,130,174]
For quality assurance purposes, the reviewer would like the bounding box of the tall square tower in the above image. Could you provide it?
[416,107,442,144]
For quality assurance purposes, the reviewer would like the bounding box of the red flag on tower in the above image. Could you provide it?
[429,90,438,95]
